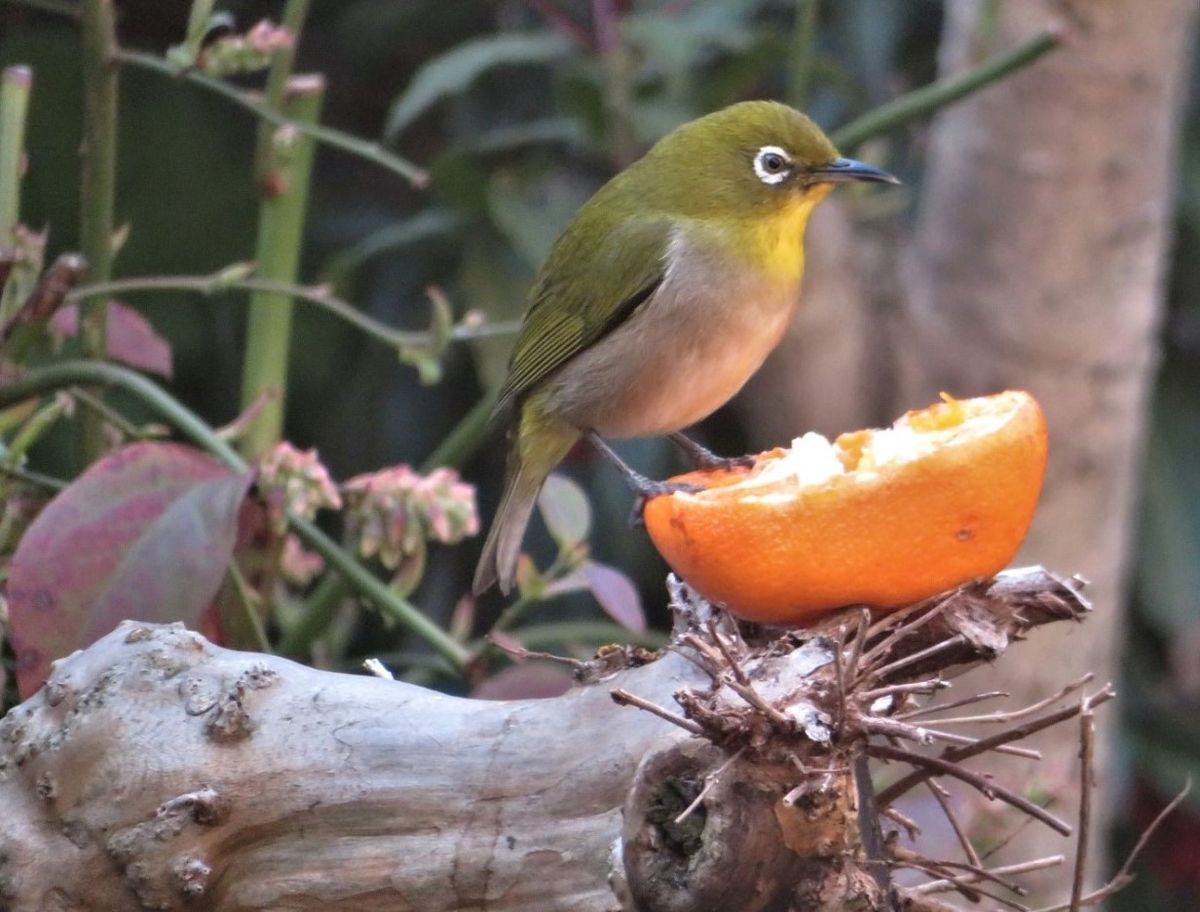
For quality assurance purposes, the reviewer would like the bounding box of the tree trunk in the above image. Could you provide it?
[0,571,1094,911]
[894,0,1196,879]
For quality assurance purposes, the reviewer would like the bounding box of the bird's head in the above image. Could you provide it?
[638,100,898,218]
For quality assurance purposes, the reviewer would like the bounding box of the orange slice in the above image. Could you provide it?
[644,391,1048,625]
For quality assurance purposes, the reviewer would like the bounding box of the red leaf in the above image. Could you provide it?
[50,301,173,378]
[583,561,645,633]
[470,662,574,700]
[6,442,253,696]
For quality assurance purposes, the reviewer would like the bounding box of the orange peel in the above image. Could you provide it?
[644,391,1049,625]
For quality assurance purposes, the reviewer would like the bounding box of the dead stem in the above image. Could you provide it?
[1068,699,1095,912]
[920,674,1093,726]
[876,687,1114,805]
[869,743,1073,836]
[673,746,745,825]
[926,779,982,869]
[896,690,1009,721]
[911,856,1064,894]
[611,689,704,736]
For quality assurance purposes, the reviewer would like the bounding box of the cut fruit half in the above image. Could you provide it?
[644,391,1049,625]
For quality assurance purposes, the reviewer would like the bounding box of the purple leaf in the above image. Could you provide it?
[7,442,253,697]
[470,662,574,700]
[583,561,645,633]
[50,301,174,378]
[537,473,591,546]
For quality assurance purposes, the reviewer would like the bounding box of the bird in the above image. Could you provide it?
[473,100,898,595]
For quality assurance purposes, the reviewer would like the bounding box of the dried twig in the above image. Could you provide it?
[897,690,1009,721]
[921,674,1094,726]
[876,687,1114,805]
[1068,699,1095,912]
[611,689,704,736]
[911,856,1065,895]
[927,779,982,869]
[673,747,745,825]
[869,743,1073,836]
[844,607,872,683]
[1025,779,1191,912]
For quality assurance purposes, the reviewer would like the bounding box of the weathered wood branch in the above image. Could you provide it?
[0,567,1093,911]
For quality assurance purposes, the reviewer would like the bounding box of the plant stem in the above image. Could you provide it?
[0,66,31,244]
[0,359,471,671]
[0,65,33,322]
[184,0,217,47]
[420,388,500,472]
[787,0,819,110]
[290,515,470,669]
[78,0,119,464]
[831,28,1061,153]
[227,559,273,654]
[255,0,310,179]
[240,75,323,459]
[65,270,520,354]
[114,50,428,187]
[277,572,348,657]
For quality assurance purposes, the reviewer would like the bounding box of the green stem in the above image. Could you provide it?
[277,572,348,657]
[787,0,819,110]
[0,65,33,323]
[227,559,272,654]
[64,271,520,353]
[184,0,217,47]
[0,461,67,491]
[115,51,427,188]
[420,387,500,472]
[6,393,69,463]
[0,359,471,670]
[831,28,1061,153]
[69,385,152,440]
[240,75,323,459]
[0,360,244,465]
[79,0,119,464]
[0,66,32,244]
[290,515,470,669]
[255,0,310,180]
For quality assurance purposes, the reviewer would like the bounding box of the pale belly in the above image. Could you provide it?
[541,271,801,439]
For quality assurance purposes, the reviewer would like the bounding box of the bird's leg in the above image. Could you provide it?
[668,432,756,471]
[585,431,704,526]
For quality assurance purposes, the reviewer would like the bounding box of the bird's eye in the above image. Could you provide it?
[753,146,792,185]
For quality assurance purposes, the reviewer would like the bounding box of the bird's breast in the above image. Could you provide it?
[542,236,804,438]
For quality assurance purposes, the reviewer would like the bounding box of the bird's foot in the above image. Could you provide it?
[628,479,705,528]
[668,432,756,471]
[583,431,707,527]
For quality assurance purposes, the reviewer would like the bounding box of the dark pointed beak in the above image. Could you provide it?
[810,157,900,185]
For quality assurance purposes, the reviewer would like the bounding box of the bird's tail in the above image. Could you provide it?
[473,406,578,595]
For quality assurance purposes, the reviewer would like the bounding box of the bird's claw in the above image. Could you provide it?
[628,480,705,528]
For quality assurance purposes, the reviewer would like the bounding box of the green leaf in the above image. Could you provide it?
[538,473,591,547]
[384,31,573,141]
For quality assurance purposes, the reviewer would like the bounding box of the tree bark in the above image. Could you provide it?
[0,570,1093,911]
[894,0,1195,869]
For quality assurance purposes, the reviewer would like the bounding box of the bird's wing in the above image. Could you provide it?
[496,215,672,412]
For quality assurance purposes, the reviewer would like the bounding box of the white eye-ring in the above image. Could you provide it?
[753,145,792,185]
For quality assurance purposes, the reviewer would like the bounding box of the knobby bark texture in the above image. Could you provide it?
[0,568,1100,912]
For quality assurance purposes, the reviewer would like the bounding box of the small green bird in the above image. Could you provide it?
[474,100,897,595]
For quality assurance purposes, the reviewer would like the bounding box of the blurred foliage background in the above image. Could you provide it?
[0,0,1197,904]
